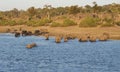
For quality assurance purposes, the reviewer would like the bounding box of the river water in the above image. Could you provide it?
[0,33,120,72]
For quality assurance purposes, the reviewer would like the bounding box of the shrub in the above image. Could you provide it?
[26,18,52,27]
[115,21,120,26]
[17,20,26,25]
[35,19,52,26]
[9,20,16,26]
[62,19,77,27]
[26,20,35,26]
[0,20,6,26]
[101,18,114,27]
[79,17,99,27]
[50,22,61,27]
[0,20,16,26]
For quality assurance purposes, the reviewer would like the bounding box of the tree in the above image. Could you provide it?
[27,7,36,20]
[93,1,98,13]
[69,5,80,14]
[11,8,19,17]
[43,4,52,20]
[85,5,92,13]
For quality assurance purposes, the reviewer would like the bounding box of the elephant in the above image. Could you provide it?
[55,36,61,43]
[34,30,41,36]
[15,32,20,37]
[21,30,28,36]
[44,34,49,40]
[64,36,68,42]
[79,35,88,42]
[26,43,37,48]
[27,31,33,36]
[66,33,76,40]
[99,35,108,41]
[89,36,96,42]
[99,32,110,41]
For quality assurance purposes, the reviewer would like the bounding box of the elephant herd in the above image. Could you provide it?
[5,28,110,48]
[5,28,49,37]
[54,32,109,43]
[26,32,109,48]
[27,32,110,48]
[6,28,48,37]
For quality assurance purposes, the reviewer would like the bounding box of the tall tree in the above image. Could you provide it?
[11,8,19,17]
[27,7,36,20]
[43,5,52,20]
[93,1,98,13]
[69,5,80,14]
[85,5,92,13]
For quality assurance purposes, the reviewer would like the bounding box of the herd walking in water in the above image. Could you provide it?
[5,28,110,48]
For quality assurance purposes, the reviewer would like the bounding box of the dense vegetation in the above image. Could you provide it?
[79,17,99,27]
[0,2,120,27]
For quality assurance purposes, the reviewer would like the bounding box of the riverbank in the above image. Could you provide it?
[0,25,120,40]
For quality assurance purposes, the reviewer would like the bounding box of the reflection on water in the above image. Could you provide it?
[0,33,120,72]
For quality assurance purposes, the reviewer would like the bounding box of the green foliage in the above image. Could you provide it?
[50,22,61,27]
[101,18,114,27]
[51,19,77,27]
[62,19,77,27]
[16,20,26,25]
[79,17,99,27]
[1,3,120,27]
[69,5,80,14]
[27,18,52,27]
[0,20,16,26]
[27,7,36,18]
[115,21,120,26]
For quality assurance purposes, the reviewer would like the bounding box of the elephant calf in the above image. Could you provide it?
[26,43,37,49]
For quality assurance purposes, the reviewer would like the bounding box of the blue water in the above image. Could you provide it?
[0,33,120,72]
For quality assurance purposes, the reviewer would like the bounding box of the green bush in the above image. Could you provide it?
[0,20,6,26]
[0,20,16,26]
[26,20,36,26]
[115,21,120,26]
[79,17,99,27]
[62,19,77,27]
[17,20,26,25]
[101,18,114,27]
[9,20,16,26]
[26,18,52,27]
[50,22,61,27]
